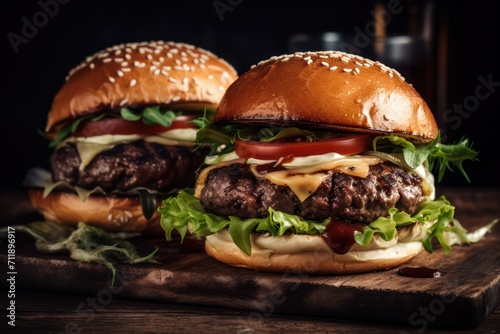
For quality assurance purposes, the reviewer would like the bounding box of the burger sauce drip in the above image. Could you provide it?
[398,266,443,278]
[321,219,364,254]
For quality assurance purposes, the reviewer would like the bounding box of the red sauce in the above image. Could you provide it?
[398,266,443,278]
[321,219,364,254]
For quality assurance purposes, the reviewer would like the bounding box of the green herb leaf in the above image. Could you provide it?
[373,133,478,182]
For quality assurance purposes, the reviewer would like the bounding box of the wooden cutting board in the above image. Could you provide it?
[1,188,499,330]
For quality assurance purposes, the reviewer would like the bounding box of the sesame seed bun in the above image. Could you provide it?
[205,221,431,274]
[46,40,238,139]
[215,51,438,143]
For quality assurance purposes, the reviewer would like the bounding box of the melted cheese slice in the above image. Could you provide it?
[250,156,381,201]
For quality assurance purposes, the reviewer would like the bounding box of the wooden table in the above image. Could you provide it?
[1,187,499,333]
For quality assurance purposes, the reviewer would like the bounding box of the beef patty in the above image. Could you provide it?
[200,162,423,223]
[50,141,207,192]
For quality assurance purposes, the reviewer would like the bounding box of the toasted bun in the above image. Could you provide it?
[46,40,238,139]
[215,51,438,143]
[205,222,432,274]
[29,188,164,236]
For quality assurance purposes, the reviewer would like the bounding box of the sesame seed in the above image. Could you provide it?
[208,74,214,80]
[121,68,131,72]
[321,62,329,67]
[121,62,128,67]
[130,79,137,87]
[117,70,124,77]
[172,96,181,101]
[329,66,337,71]
[343,68,352,73]
[89,63,95,69]
[354,68,360,74]
[103,58,112,63]
[168,77,177,83]
[108,76,115,83]
[120,98,129,106]
[153,69,160,76]
[207,89,215,95]
[356,98,362,103]
[307,59,313,65]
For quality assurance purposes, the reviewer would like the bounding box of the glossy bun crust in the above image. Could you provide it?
[215,51,438,143]
[205,222,432,274]
[29,188,164,236]
[46,40,238,139]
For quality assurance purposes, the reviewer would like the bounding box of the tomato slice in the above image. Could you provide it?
[234,133,373,160]
[73,115,198,137]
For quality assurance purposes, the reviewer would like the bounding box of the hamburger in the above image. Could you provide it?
[159,50,479,274]
[25,40,238,236]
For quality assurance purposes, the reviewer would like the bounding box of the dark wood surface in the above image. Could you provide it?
[1,187,499,333]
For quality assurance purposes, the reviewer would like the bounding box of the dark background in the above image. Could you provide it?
[2,0,499,190]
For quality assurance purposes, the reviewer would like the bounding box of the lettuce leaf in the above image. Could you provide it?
[158,189,328,255]
[158,190,486,256]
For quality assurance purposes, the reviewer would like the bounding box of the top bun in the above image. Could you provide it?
[215,51,438,143]
[46,40,238,138]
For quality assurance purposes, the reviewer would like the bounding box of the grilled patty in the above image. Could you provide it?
[200,161,424,223]
[50,141,207,192]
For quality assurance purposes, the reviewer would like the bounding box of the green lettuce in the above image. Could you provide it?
[159,190,491,257]
[159,189,328,256]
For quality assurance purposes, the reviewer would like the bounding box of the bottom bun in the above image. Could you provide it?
[205,225,429,274]
[29,188,164,236]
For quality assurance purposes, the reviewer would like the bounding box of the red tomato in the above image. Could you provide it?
[234,133,373,160]
[73,115,197,137]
